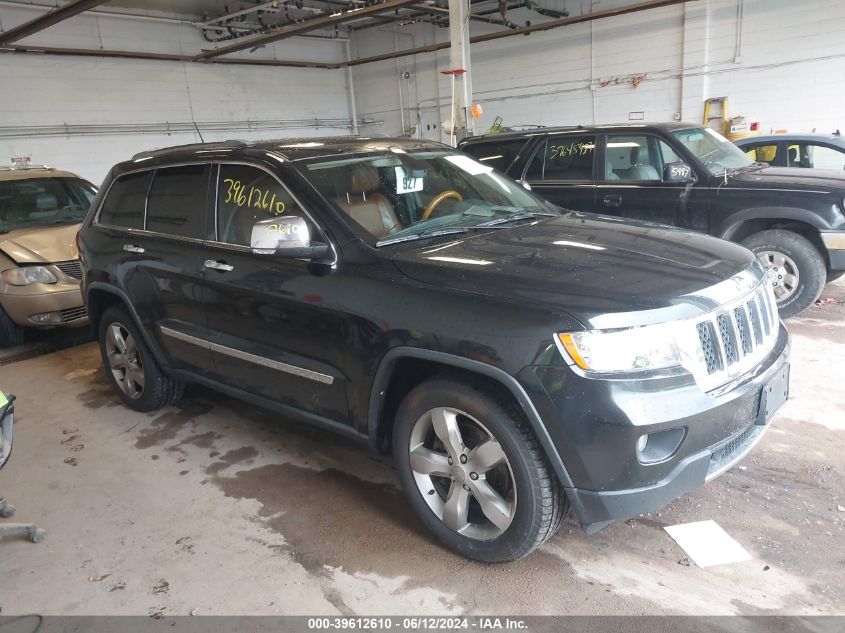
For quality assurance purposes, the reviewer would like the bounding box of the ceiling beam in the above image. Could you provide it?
[344,0,693,66]
[194,0,419,61]
[0,0,110,45]
[1,44,338,69]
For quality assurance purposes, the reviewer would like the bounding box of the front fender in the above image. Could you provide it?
[368,346,575,488]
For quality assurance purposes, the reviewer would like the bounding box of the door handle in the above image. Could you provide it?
[204,259,234,272]
[603,195,622,208]
[123,244,145,253]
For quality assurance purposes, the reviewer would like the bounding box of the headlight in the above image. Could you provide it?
[558,324,682,374]
[1,266,58,286]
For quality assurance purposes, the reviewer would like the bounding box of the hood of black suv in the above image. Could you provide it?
[724,166,845,193]
[391,213,756,328]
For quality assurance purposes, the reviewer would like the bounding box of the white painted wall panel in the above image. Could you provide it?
[351,0,845,142]
[0,5,351,184]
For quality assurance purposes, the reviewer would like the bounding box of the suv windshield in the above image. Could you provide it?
[298,149,552,245]
[0,176,96,234]
[672,127,755,176]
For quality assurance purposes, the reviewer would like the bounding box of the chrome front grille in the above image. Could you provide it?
[53,259,83,280]
[686,280,780,392]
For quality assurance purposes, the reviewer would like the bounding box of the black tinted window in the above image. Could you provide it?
[146,165,210,238]
[217,164,305,246]
[461,139,527,172]
[98,171,151,229]
[543,135,596,180]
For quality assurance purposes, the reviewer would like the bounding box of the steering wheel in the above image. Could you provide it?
[421,190,463,220]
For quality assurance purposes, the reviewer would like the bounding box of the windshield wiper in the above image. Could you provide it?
[473,210,558,228]
[376,227,471,247]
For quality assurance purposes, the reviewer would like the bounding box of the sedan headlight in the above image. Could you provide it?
[1,266,58,286]
[558,324,682,374]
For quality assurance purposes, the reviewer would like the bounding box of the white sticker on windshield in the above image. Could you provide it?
[394,166,423,193]
[445,154,493,176]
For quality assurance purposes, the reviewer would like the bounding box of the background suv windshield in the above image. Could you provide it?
[672,127,755,175]
[300,150,546,244]
[0,177,96,233]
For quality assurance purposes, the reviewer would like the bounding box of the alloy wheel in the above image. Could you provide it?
[757,250,800,302]
[408,407,517,540]
[105,323,145,399]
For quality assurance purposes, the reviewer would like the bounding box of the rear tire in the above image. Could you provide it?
[827,270,845,284]
[0,305,25,348]
[98,305,183,412]
[393,376,566,562]
[742,230,826,318]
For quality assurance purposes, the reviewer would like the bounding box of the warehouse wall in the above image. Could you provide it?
[350,0,845,143]
[0,4,352,184]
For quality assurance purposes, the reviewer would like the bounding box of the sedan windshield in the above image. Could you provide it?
[0,177,96,234]
[299,149,553,245]
[672,127,755,176]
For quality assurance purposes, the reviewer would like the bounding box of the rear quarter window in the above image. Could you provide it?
[461,139,528,173]
[98,171,152,230]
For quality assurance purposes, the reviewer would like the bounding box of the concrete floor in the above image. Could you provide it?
[0,283,843,617]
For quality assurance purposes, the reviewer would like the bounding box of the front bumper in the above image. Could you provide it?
[0,284,88,328]
[519,325,790,533]
[821,231,845,270]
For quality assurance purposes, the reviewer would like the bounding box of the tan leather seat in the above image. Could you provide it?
[336,164,401,238]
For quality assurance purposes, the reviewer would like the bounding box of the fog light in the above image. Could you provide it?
[636,427,686,464]
[29,311,61,324]
[636,434,648,453]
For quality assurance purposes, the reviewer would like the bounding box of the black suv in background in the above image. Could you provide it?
[459,123,845,317]
[78,138,789,562]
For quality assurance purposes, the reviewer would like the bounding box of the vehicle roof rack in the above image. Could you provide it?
[131,139,250,160]
[0,164,54,171]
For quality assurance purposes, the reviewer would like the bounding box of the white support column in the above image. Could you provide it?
[448,0,473,143]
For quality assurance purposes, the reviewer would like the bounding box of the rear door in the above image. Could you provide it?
[121,164,215,373]
[519,133,598,212]
[596,133,710,232]
[197,163,349,424]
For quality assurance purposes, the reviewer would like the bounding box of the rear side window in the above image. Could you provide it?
[524,136,597,181]
[98,171,151,229]
[146,164,210,238]
[461,139,527,172]
[543,135,596,181]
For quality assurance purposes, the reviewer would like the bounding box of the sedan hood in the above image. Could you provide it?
[724,166,845,193]
[0,223,81,264]
[392,213,758,329]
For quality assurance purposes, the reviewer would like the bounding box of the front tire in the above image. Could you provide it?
[742,230,826,318]
[98,305,183,412]
[393,376,566,562]
[0,305,25,348]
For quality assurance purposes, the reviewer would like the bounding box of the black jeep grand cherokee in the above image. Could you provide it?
[78,138,789,562]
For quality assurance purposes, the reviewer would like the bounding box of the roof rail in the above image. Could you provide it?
[131,139,250,160]
[0,164,54,171]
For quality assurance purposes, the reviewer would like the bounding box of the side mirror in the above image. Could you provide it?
[516,179,532,191]
[250,216,329,259]
[664,162,696,183]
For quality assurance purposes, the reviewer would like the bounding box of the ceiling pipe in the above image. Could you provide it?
[1,0,693,70]
[0,0,109,45]
[194,0,419,60]
[1,43,337,69]
[344,0,693,66]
